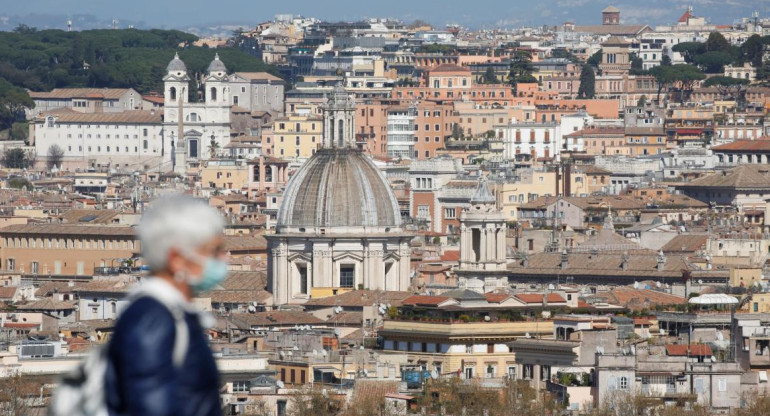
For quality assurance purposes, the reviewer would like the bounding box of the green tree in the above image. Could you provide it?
[9,122,28,142]
[507,50,537,95]
[451,123,463,139]
[660,55,672,66]
[587,49,603,68]
[0,79,34,131]
[629,53,645,75]
[703,75,750,101]
[650,64,677,103]
[12,24,37,34]
[672,42,706,63]
[706,31,730,53]
[1,148,32,169]
[208,137,220,159]
[694,51,733,73]
[741,34,765,68]
[482,66,499,84]
[636,95,647,107]
[577,64,595,98]
[670,64,706,103]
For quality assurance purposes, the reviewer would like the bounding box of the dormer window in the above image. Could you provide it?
[47,117,55,128]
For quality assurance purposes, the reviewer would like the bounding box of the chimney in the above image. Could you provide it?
[621,252,629,271]
[657,250,666,271]
[561,250,569,270]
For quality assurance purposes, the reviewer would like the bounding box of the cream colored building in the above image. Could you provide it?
[201,159,250,190]
[271,115,323,159]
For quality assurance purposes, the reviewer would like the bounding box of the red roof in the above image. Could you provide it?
[515,293,566,304]
[712,139,770,152]
[676,128,703,135]
[678,10,693,23]
[666,344,712,356]
[0,287,16,299]
[485,293,510,303]
[1,323,39,329]
[402,295,451,306]
[429,63,471,73]
[441,250,460,262]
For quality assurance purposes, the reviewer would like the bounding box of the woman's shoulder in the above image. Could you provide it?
[114,296,176,334]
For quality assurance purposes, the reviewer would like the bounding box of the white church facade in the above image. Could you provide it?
[267,84,412,305]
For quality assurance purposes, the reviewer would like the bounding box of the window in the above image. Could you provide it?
[444,208,456,219]
[340,266,355,288]
[619,376,628,390]
[298,265,308,294]
[30,262,39,274]
[169,87,176,101]
[6,259,14,271]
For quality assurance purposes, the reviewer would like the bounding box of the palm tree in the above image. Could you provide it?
[208,137,220,159]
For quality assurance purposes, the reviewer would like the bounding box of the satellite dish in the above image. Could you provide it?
[322,349,328,356]
[248,305,256,313]
[313,349,318,355]
[630,345,636,355]
[293,345,299,351]
[431,369,439,379]
[656,281,661,288]
[660,329,665,335]
[698,279,703,285]
[363,369,369,376]
[484,316,491,322]
[276,380,285,388]
[279,351,285,359]
[710,356,717,363]
[633,281,640,289]
[97,330,102,337]
[717,332,724,341]
[525,332,531,338]
[252,301,258,307]
[548,283,555,290]
[89,336,95,341]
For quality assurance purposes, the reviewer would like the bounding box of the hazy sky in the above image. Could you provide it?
[2,0,767,29]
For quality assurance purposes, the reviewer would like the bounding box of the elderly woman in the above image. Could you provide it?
[105,195,226,416]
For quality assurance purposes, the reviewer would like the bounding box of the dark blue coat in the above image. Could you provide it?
[105,297,222,416]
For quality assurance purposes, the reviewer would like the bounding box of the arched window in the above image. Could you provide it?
[210,87,217,101]
[169,87,177,101]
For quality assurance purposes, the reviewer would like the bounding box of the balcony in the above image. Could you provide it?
[380,320,553,339]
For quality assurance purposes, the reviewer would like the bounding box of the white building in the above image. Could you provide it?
[165,53,233,174]
[386,107,416,159]
[724,63,756,81]
[33,110,164,170]
[496,119,561,161]
[559,112,593,153]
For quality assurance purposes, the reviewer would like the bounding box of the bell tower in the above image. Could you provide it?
[322,83,356,149]
[457,179,508,293]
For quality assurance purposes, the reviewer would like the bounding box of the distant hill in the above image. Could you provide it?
[0,27,278,95]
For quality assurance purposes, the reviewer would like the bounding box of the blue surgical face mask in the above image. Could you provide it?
[189,257,229,294]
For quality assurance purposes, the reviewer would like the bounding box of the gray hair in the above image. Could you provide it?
[138,194,225,272]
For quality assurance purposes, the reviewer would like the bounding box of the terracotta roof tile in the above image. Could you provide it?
[666,344,712,356]
[402,295,452,306]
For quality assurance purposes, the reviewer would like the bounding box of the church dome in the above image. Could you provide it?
[277,149,401,231]
[207,53,227,74]
[166,52,187,73]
